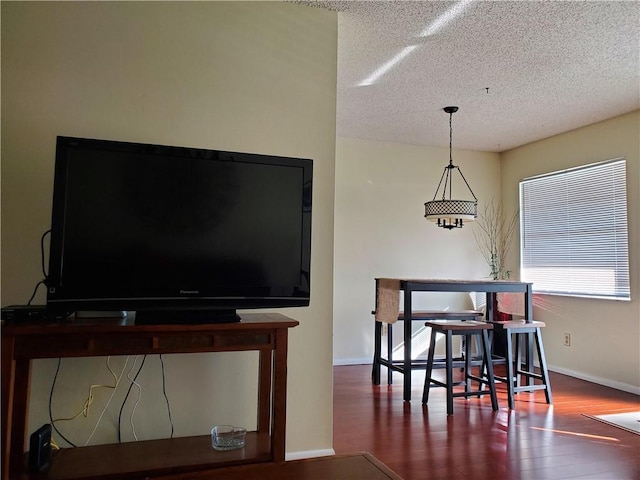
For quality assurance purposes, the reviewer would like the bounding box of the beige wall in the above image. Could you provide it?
[1,1,337,456]
[333,136,501,363]
[501,110,640,393]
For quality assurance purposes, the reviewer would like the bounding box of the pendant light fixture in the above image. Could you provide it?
[424,106,477,229]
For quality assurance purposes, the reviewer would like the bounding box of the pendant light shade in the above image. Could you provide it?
[424,106,478,230]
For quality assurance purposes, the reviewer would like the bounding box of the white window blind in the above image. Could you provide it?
[520,159,630,300]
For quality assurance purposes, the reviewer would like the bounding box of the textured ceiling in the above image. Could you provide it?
[300,0,640,152]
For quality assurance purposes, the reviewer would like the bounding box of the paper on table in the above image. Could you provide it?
[374,278,400,324]
[497,292,525,316]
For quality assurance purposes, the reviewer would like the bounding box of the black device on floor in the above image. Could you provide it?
[28,424,52,472]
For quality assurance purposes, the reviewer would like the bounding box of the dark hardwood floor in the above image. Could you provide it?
[333,364,640,480]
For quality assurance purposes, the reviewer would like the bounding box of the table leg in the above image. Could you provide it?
[403,287,412,402]
[486,292,495,321]
[258,348,272,435]
[1,334,15,480]
[272,329,289,463]
[8,359,30,479]
[524,284,533,320]
[372,322,381,385]
[524,284,534,386]
[387,324,393,385]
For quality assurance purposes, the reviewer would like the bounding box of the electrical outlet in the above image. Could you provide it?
[563,333,571,347]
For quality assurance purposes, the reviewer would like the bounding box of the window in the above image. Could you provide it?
[520,159,630,300]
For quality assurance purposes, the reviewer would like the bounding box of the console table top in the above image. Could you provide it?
[2,312,299,336]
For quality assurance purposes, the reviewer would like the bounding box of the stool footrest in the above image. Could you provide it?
[466,374,492,386]
[451,389,489,398]
[383,357,487,370]
[427,379,466,389]
[516,369,543,380]
[514,384,548,393]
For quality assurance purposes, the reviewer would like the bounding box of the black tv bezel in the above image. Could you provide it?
[46,136,312,318]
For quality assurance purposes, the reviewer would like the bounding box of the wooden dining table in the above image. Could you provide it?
[374,278,534,402]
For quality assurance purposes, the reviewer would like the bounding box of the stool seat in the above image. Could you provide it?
[422,320,498,415]
[425,320,492,330]
[493,320,546,329]
[489,319,552,409]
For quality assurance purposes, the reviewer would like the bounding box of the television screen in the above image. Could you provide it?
[46,136,312,322]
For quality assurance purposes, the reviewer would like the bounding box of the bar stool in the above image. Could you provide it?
[422,320,498,415]
[489,320,552,409]
[372,310,483,385]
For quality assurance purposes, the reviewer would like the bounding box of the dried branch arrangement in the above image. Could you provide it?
[473,199,519,280]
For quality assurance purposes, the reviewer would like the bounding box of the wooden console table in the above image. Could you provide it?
[1,312,298,480]
[157,453,404,480]
[374,279,533,402]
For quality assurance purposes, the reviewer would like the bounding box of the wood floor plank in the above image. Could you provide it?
[334,365,640,480]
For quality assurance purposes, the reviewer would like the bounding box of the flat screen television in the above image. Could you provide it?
[46,136,312,323]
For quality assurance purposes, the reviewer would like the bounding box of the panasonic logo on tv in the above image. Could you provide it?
[180,290,199,295]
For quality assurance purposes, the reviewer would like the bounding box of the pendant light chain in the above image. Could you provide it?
[449,109,453,166]
[447,108,454,200]
[424,106,478,230]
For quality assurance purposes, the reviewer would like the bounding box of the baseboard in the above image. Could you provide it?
[333,358,371,366]
[286,449,335,461]
[333,359,640,396]
[547,365,640,395]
